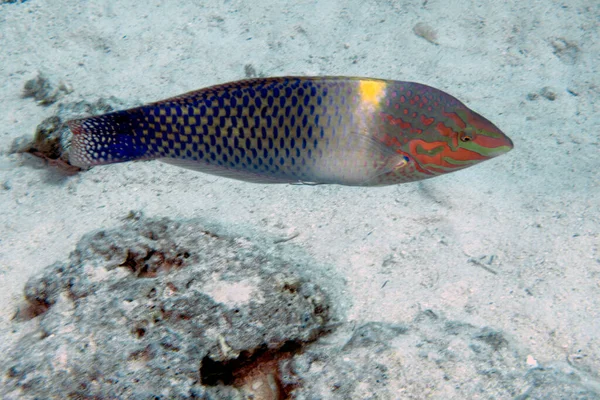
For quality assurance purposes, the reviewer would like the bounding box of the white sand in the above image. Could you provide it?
[0,0,598,392]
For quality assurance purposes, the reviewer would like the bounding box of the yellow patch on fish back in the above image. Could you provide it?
[358,80,386,107]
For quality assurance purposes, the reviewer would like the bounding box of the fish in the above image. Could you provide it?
[67,76,513,186]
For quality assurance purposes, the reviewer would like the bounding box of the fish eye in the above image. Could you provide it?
[459,132,474,142]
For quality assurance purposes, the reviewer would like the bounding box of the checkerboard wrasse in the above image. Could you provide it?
[68,77,513,186]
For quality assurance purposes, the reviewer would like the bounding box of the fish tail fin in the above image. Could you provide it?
[67,110,152,168]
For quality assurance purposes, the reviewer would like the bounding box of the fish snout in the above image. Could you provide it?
[485,131,514,158]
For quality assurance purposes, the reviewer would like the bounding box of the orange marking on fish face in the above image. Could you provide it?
[408,139,486,173]
[442,111,466,129]
[435,123,459,148]
[469,129,512,152]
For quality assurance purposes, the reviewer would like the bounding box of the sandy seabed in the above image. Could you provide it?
[0,0,598,398]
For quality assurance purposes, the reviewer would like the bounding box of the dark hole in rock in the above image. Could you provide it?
[13,300,51,321]
[282,283,297,293]
[200,341,303,397]
[133,327,146,338]
[119,249,188,278]
[313,304,325,315]
[200,355,234,386]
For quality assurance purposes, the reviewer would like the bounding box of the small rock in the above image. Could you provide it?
[540,87,557,101]
[413,22,438,45]
[550,37,579,65]
[22,73,72,106]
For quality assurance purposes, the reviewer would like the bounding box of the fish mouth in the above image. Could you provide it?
[485,136,515,158]
[490,133,514,157]
[473,128,514,158]
[503,134,514,151]
[466,110,513,157]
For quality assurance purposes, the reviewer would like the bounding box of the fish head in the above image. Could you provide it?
[407,107,513,177]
